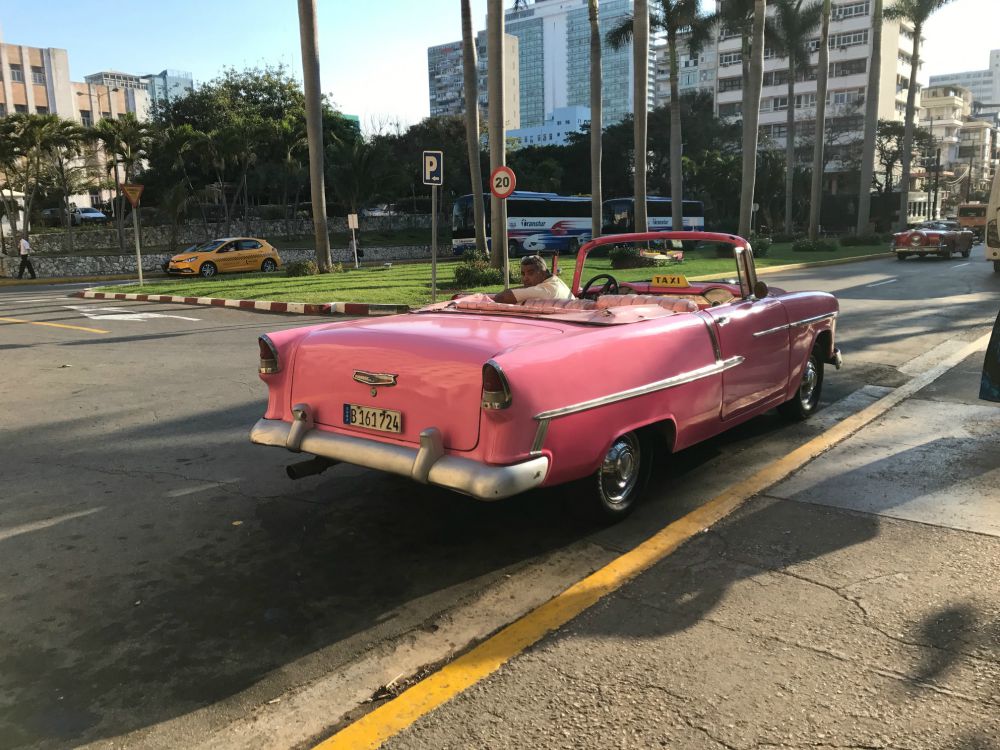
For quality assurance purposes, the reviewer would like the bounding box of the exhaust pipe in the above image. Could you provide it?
[286,456,338,480]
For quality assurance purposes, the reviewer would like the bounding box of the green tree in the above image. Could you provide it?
[769,0,823,232]
[884,0,955,230]
[92,114,152,250]
[43,119,95,252]
[0,114,69,237]
[807,0,831,240]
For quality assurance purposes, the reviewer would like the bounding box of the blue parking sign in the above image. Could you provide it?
[423,151,443,186]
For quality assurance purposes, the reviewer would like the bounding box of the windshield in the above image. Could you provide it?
[196,240,226,252]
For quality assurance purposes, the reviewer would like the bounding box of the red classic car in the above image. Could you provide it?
[893,220,974,260]
[250,232,842,521]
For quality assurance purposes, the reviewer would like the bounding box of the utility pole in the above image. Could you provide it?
[487,0,508,274]
[966,151,974,202]
[932,147,941,219]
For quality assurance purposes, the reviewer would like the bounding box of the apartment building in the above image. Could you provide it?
[714,2,917,181]
[427,34,520,130]
[929,49,1000,122]
[0,34,74,117]
[653,34,717,107]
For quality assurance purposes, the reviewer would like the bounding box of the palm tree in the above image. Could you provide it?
[807,0,831,240]
[297,0,333,271]
[93,114,151,250]
[461,0,488,255]
[720,0,769,237]
[1,114,68,237]
[855,0,884,234]
[609,0,717,233]
[44,119,92,252]
[885,0,955,231]
[589,0,603,241]
[770,0,823,233]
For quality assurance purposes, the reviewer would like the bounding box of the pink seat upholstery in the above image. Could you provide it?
[520,298,596,312]
[594,294,698,313]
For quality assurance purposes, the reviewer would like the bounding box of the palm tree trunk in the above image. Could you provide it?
[461,0,489,255]
[856,0,883,234]
[739,0,767,237]
[487,0,508,270]
[784,57,797,232]
[668,30,683,232]
[896,21,921,232]
[633,0,649,233]
[808,0,831,240]
[297,0,333,271]
[589,0,603,240]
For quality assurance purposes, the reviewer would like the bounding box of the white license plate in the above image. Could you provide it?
[343,403,402,433]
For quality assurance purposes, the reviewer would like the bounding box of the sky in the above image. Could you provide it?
[0,0,995,129]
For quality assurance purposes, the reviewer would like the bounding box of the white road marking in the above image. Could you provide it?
[63,305,200,322]
[0,296,74,303]
[950,263,970,269]
[866,278,898,287]
[165,479,242,498]
[0,507,103,542]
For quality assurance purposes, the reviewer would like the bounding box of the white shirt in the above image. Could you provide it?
[19,238,30,256]
[511,274,573,302]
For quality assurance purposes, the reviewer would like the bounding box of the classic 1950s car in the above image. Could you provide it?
[893,220,974,260]
[250,232,842,521]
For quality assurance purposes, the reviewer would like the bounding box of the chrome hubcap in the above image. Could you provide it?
[799,359,818,407]
[599,433,640,506]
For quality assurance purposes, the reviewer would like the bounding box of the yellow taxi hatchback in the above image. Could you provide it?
[167,237,283,278]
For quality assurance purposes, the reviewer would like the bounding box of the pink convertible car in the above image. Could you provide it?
[250,232,842,520]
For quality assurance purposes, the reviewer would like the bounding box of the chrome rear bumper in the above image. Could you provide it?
[250,404,549,501]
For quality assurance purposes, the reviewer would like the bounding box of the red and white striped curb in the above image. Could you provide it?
[72,290,409,316]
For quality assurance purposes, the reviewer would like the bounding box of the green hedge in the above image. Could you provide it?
[792,238,837,252]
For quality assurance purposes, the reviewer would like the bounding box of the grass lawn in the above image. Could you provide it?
[102,242,888,306]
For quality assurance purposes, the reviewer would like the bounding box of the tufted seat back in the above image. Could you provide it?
[594,294,699,313]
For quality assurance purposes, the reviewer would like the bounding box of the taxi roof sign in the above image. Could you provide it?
[122,184,144,207]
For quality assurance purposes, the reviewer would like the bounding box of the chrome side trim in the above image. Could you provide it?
[530,419,550,456]
[533,356,744,422]
[250,418,549,501]
[789,311,838,328]
[753,323,791,338]
[697,314,723,360]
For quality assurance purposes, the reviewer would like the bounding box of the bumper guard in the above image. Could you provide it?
[250,404,549,501]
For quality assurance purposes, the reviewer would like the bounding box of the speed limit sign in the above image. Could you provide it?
[490,165,517,199]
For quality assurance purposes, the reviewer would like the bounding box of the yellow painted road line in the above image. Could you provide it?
[316,331,992,750]
[0,316,109,334]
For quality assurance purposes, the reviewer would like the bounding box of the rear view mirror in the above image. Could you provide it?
[753,280,769,299]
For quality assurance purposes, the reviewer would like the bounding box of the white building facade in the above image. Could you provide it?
[509,105,590,147]
[929,49,1000,122]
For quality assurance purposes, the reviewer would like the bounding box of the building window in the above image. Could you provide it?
[831,30,869,48]
[14,104,27,113]
[773,96,789,111]
[101,111,111,120]
[720,52,742,67]
[833,1,871,19]
[9,64,24,83]
[719,76,743,92]
[718,102,742,117]
[80,110,93,127]
[31,66,46,84]
[0,103,5,117]
[35,106,48,114]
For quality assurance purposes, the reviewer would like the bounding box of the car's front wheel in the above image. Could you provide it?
[778,347,824,421]
[896,252,908,260]
[261,258,277,272]
[579,431,652,522]
[199,262,218,278]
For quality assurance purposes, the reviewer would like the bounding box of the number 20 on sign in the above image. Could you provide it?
[490,165,516,199]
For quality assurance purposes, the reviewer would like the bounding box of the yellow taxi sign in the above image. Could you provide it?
[651,274,689,288]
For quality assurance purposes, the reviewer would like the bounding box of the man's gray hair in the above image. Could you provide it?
[520,254,548,273]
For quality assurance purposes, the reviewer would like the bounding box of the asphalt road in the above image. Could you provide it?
[0,248,997,749]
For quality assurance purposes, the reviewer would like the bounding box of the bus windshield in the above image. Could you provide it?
[602,197,705,234]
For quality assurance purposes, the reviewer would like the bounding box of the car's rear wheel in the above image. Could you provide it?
[896,252,908,260]
[578,431,652,522]
[778,347,824,421]
[508,240,520,256]
[261,258,277,272]
[199,262,218,278]
[566,238,580,254]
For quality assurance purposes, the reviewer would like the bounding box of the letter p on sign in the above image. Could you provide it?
[423,150,443,186]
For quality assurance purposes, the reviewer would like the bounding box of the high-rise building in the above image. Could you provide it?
[653,34,717,108]
[427,33,520,130]
[714,1,919,204]
[929,49,1000,122]
[427,0,651,132]
[140,69,194,107]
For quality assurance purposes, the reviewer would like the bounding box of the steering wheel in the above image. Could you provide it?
[581,273,619,299]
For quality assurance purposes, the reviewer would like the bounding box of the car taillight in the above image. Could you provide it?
[482,361,512,410]
[258,335,279,374]
[910,234,923,246]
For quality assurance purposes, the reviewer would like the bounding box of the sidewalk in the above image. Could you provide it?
[378,349,1000,749]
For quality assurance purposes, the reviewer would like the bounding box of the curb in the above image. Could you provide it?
[72,291,409,317]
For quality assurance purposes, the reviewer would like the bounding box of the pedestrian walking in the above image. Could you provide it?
[18,235,36,280]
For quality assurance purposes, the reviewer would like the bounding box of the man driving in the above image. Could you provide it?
[492,255,573,304]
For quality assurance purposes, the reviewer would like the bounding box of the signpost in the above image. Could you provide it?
[347,212,359,268]
[490,165,516,288]
[122,184,145,286]
[423,150,443,302]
